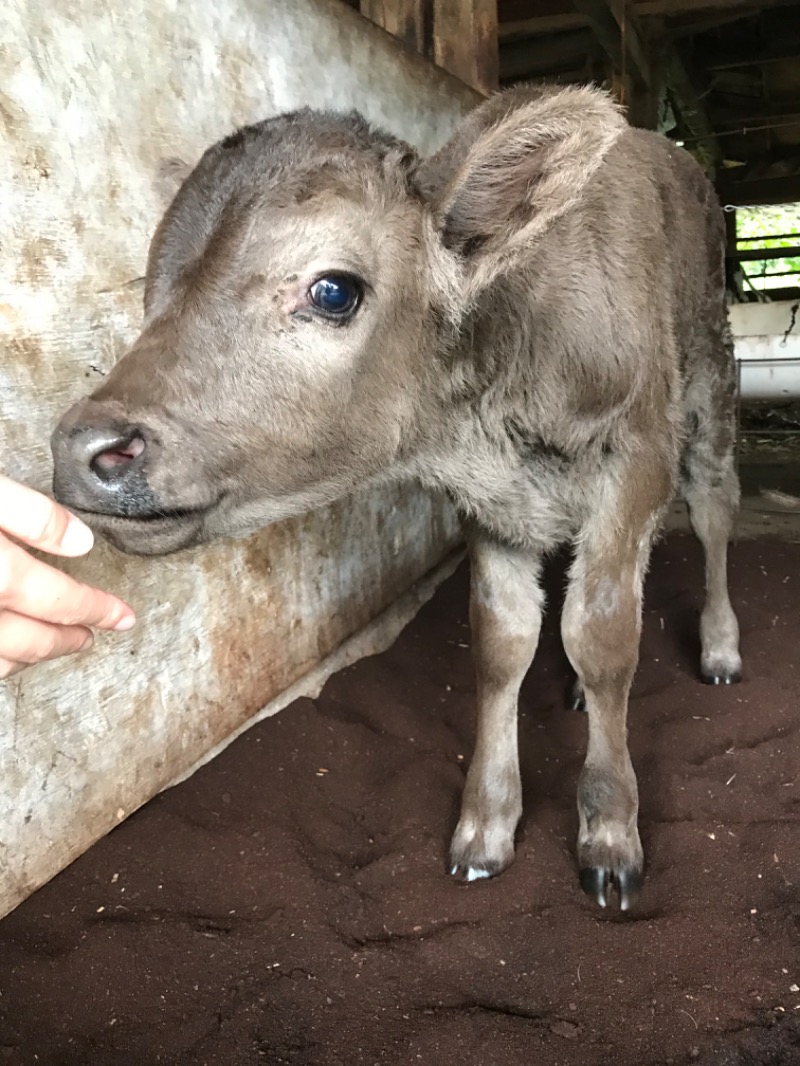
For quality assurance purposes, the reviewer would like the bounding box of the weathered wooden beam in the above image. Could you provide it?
[359,0,432,55]
[433,0,499,96]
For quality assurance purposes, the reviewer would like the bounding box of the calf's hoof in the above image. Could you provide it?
[579,863,642,911]
[449,818,516,883]
[700,667,742,686]
[700,642,741,687]
[577,817,643,911]
[569,679,587,713]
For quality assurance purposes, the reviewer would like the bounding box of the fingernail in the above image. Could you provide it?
[113,614,136,632]
[61,516,94,555]
[80,632,95,652]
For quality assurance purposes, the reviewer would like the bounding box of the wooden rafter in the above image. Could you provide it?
[499,13,586,40]
[633,0,798,16]
[501,28,595,80]
[573,0,652,89]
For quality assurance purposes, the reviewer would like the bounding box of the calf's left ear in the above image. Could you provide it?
[430,86,625,293]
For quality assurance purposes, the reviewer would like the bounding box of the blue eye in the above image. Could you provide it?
[309,275,361,318]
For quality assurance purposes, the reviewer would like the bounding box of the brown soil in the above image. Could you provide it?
[1,533,799,1066]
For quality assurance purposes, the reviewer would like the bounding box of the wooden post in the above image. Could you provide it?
[432,0,498,96]
[360,0,497,97]
[626,80,659,129]
[359,0,432,56]
[724,206,741,297]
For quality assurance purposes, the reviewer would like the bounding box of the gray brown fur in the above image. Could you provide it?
[52,85,742,909]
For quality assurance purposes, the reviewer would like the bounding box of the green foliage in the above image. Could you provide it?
[737,204,800,291]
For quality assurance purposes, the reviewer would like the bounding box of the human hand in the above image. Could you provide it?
[0,474,135,679]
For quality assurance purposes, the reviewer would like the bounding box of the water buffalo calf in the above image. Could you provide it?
[52,85,742,909]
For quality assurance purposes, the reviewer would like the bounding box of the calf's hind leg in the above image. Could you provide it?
[450,535,543,882]
[681,407,742,685]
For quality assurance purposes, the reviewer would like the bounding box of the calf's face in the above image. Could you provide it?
[52,93,623,555]
[52,114,439,554]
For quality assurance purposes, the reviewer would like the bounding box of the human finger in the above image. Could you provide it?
[0,609,94,668]
[0,473,94,557]
[0,536,135,631]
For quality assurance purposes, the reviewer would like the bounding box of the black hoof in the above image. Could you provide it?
[700,670,742,686]
[569,679,586,713]
[579,865,642,911]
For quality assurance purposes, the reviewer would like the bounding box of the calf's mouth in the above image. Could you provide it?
[62,502,214,557]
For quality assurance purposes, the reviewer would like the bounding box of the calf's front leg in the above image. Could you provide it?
[561,495,662,911]
[450,535,543,882]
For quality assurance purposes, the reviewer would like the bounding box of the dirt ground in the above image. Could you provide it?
[1,531,799,1066]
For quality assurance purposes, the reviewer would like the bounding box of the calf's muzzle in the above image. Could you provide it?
[51,400,163,519]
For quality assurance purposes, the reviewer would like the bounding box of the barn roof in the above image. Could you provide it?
[497,0,800,209]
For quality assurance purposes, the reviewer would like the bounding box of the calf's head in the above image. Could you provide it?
[52,87,623,555]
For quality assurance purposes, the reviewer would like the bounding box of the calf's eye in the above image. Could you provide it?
[309,275,361,318]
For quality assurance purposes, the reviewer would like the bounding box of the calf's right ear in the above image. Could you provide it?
[430,86,625,295]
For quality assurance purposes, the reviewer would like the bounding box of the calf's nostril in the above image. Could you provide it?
[90,434,146,479]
